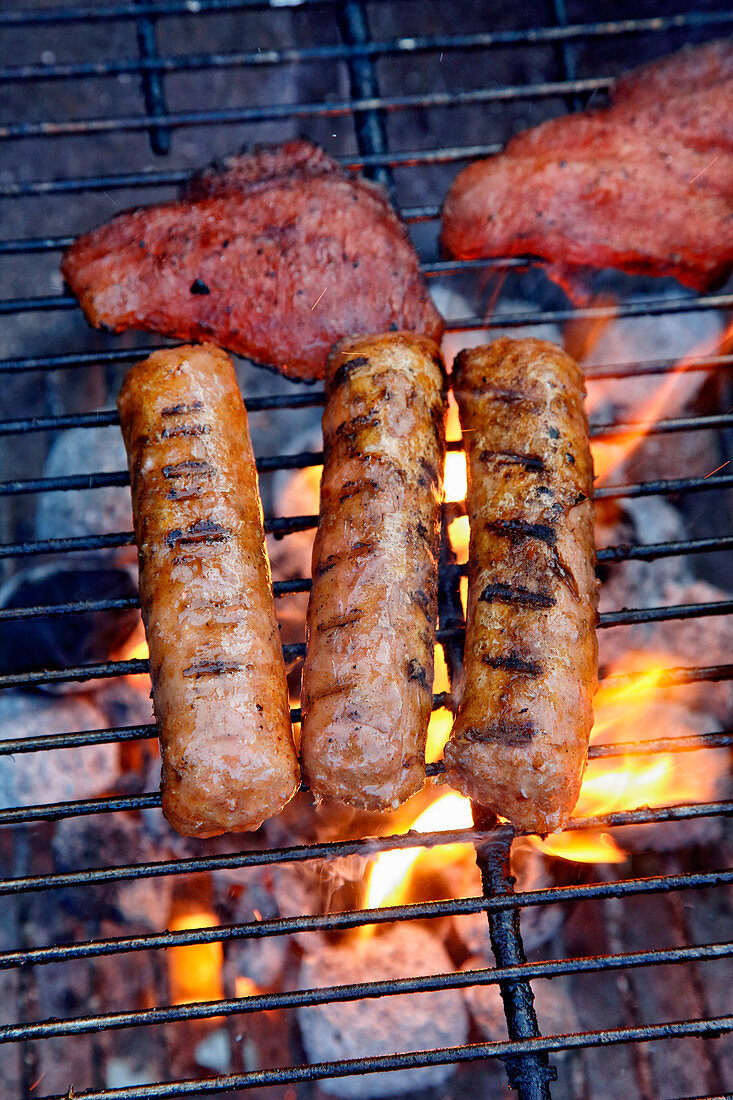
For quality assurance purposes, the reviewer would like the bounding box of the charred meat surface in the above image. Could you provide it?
[444,338,598,835]
[300,332,446,811]
[441,39,733,293]
[63,140,443,381]
[118,344,300,837]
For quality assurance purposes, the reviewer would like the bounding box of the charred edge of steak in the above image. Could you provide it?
[486,519,557,545]
[165,519,230,548]
[482,651,542,675]
[460,721,538,746]
[479,582,556,609]
[480,450,546,472]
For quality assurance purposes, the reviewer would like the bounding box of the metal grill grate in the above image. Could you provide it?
[1,2,732,1098]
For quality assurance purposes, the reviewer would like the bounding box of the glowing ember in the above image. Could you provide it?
[167,909,224,1005]
[426,644,453,764]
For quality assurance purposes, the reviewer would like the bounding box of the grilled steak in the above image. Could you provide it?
[441,39,733,293]
[63,141,443,381]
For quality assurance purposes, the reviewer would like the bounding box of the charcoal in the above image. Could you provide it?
[0,562,140,676]
[0,691,118,809]
[297,924,468,1098]
[463,965,578,1051]
[35,425,134,562]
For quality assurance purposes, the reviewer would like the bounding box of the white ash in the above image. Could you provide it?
[456,838,564,959]
[194,1029,232,1074]
[94,676,154,730]
[214,866,290,989]
[35,425,135,564]
[52,813,173,930]
[462,960,578,1052]
[296,923,469,1098]
[106,1057,158,1089]
[0,691,118,809]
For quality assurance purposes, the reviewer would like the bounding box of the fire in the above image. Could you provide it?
[530,654,724,864]
[426,644,453,764]
[167,908,224,1005]
[587,315,733,485]
[362,792,474,918]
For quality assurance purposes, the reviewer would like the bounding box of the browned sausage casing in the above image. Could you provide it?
[444,338,598,835]
[300,333,446,811]
[118,344,300,837]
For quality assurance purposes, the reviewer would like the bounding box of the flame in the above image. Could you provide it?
[126,637,149,662]
[167,908,224,1005]
[588,316,733,485]
[530,653,725,864]
[235,976,258,1000]
[362,792,473,918]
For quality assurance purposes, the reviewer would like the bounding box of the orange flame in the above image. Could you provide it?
[167,908,224,1006]
[588,316,733,485]
[362,792,474,919]
[530,654,724,863]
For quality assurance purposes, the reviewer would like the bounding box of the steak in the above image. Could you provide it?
[62,141,443,381]
[440,39,733,294]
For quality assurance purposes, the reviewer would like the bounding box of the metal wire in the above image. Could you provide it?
[3,5,733,1099]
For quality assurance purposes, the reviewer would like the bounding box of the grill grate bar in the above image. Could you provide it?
[3,405,731,439]
[2,529,732,565]
[1,839,729,903]
[0,77,611,143]
[2,650,731,697]
[7,580,733,625]
[2,465,731,500]
[0,720,728,759]
[2,944,730,1040]
[28,1016,733,1100]
[1,346,731,379]
[0,148,500,200]
[4,13,733,77]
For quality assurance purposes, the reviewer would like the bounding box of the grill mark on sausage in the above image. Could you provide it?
[316,610,364,633]
[314,540,377,579]
[408,588,432,620]
[160,400,204,417]
[182,658,242,678]
[162,460,216,479]
[165,519,230,549]
[460,721,538,746]
[548,549,580,599]
[485,385,539,409]
[161,423,211,439]
[327,355,370,395]
[479,582,556,609]
[486,518,557,545]
[166,486,203,501]
[480,449,545,472]
[308,680,356,702]
[482,651,542,675]
[338,477,379,503]
[406,657,429,688]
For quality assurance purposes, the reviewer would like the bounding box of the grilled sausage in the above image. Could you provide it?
[300,333,447,811]
[118,344,300,837]
[444,338,598,835]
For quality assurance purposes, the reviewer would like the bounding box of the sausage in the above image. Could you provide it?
[300,332,447,811]
[443,338,598,835]
[117,344,300,837]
